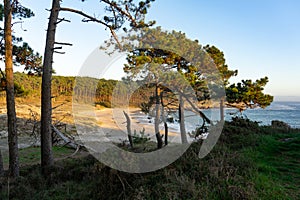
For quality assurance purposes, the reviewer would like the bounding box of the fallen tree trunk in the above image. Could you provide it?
[51,125,79,149]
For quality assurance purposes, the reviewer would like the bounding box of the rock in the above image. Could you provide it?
[271,120,291,131]
[0,130,8,138]
[167,115,174,123]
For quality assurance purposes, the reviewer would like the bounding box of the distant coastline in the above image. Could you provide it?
[274,96,300,102]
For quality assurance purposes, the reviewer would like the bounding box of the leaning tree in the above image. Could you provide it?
[204,45,273,114]
[40,0,156,173]
[121,27,222,145]
[226,77,273,112]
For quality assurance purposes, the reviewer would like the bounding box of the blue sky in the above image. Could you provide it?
[7,0,300,100]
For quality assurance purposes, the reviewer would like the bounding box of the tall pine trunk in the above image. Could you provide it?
[179,95,188,144]
[4,0,19,178]
[161,103,168,146]
[155,85,163,149]
[0,150,4,175]
[220,98,225,121]
[41,0,60,173]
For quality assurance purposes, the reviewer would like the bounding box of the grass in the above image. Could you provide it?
[244,132,300,199]
[0,118,299,199]
[2,146,77,168]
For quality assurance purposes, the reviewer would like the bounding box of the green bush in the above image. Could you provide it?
[14,82,30,97]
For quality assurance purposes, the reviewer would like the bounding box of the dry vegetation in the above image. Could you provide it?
[0,96,77,157]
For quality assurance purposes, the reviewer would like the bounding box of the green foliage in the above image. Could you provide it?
[123,27,217,106]
[12,2,34,19]
[0,2,34,21]
[271,120,291,133]
[95,78,117,106]
[132,128,150,144]
[0,2,41,75]
[14,82,29,97]
[10,73,155,106]
[13,43,43,75]
[102,0,156,31]
[221,117,262,150]
[204,45,238,86]
[140,101,151,113]
[226,77,274,110]
[204,44,273,111]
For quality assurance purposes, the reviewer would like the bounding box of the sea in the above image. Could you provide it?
[238,101,300,128]
[132,101,300,133]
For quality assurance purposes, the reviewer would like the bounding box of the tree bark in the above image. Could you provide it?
[0,150,4,175]
[160,93,168,146]
[123,111,133,148]
[164,121,168,145]
[155,85,163,149]
[4,0,19,178]
[179,95,188,144]
[41,0,60,173]
[220,98,225,121]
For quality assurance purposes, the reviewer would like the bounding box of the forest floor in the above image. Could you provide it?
[0,96,80,169]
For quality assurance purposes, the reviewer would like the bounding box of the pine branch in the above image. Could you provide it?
[101,0,137,27]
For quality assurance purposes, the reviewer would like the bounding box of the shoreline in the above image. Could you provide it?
[95,107,185,143]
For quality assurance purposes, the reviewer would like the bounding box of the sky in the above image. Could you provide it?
[4,0,300,100]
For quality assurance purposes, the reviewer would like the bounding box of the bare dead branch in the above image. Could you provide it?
[60,7,123,50]
[54,42,73,46]
[11,21,24,26]
[60,7,110,28]
[54,51,65,54]
[52,46,63,50]
[56,17,71,24]
[51,125,79,149]
[82,18,94,23]
[52,102,67,110]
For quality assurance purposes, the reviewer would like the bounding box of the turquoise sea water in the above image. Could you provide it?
[132,101,300,134]
[201,101,300,128]
[239,101,300,128]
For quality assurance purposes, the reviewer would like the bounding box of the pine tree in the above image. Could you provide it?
[2,0,34,178]
[40,0,156,173]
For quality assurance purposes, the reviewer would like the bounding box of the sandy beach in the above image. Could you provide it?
[95,107,183,143]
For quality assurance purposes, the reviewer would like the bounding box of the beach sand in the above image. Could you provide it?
[95,107,183,143]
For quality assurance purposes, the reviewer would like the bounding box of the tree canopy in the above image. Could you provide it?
[204,44,273,111]
[0,2,42,75]
[226,77,273,111]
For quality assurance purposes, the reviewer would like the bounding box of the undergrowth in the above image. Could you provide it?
[0,118,299,200]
